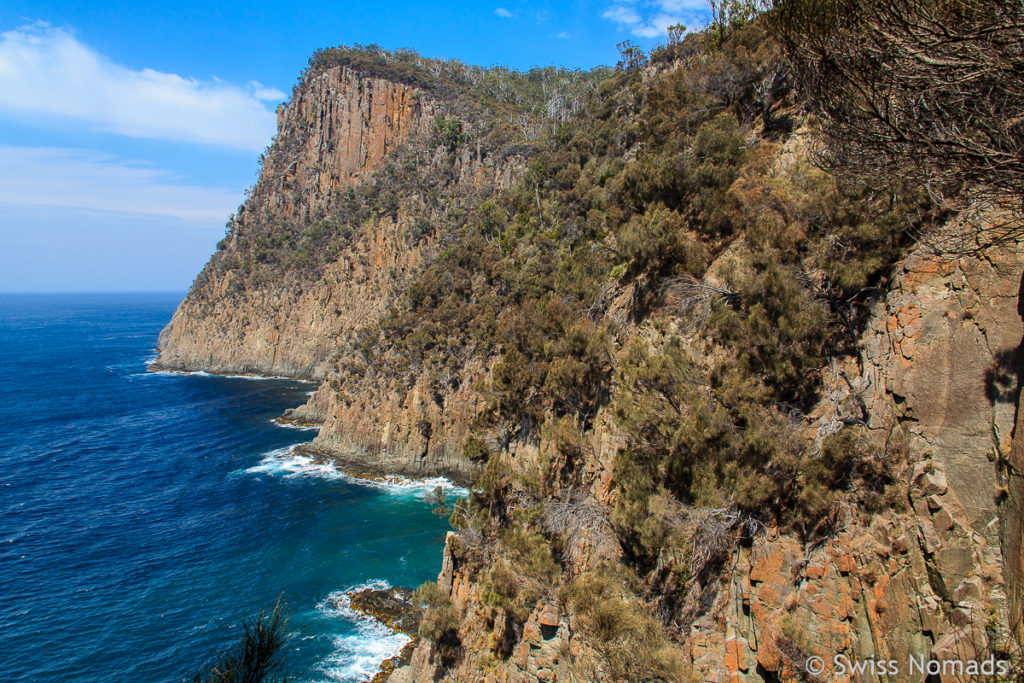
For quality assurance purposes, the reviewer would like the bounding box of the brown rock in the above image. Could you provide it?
[539,606,560,628]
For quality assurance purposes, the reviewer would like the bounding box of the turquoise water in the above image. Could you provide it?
[0,293,453,682]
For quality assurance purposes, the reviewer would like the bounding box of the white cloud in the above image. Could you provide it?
[0,146,242,223]
[495,7,513,18]
[555,31,572,39]
[0,23,282,151]
[603,5,644,25]
[632,13,687,37]
[601,1,706,39]
[655,0,710,11]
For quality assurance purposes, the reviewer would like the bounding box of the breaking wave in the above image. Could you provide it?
[312,581,411,682]
[242,446,468,496]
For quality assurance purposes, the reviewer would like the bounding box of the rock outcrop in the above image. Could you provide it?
[154,68,435,379]
[855,248,1024,539]
[156,214,432,379]
[303,358,490,484]
[680,242,1023,681]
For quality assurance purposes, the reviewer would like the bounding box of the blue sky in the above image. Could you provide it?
[0,0,710,292]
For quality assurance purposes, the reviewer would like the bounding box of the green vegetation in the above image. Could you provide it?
[412,582,461,665]
[372,14,924,670]
[561,564,685,681]
[189,602,290,683]
[364,17,916,540]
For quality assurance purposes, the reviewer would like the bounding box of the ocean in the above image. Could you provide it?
[0,293,454,682]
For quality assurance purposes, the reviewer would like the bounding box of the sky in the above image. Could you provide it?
[0,0,711,292]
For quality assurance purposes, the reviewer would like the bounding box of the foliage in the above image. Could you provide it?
[189,601,290,683]
[461,435,490,462]
[561,564,686,681]
[611,336,803,555]
[434,117,465,150]
[768,0,1024,249]
[413,582,459,642]
[426,486,452,517]
[480,559,520,610]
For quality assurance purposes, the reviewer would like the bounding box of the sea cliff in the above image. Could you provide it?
[158,32,1024,682]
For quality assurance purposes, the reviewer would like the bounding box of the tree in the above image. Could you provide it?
[768,0,1024,250]
[616,41,648,71]
[667,23,688,44]
[189,601,290,683]
[710,0,765,42]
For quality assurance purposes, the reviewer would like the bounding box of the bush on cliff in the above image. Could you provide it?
[562,564,686,681]
[413,581,461,665]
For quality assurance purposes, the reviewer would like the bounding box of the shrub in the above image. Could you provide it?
[480,560,520,610]
[189,601,290,683]
[413,582,458,642]
[562,565,685,681]
[462,435,491,462]
[616,203,707,277]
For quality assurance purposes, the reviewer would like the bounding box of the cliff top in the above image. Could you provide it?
[290,44,611,119]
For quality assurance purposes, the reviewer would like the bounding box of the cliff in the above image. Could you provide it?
[154,67,434,379]
[155,49,583,480]
[383,166,1024,683]
[161,34,1024,682]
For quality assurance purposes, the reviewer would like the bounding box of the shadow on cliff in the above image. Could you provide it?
[986,271,1024,406]
[987,343,1024,405]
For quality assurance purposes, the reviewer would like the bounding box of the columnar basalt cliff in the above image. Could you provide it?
[155,59,525,382]
[155,67,435,379]
[163,32,1024,682]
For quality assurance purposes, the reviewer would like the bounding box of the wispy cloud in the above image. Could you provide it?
[555,31,572,39]
[0,23,282,151]
[0,146,242,223]
[603,5,644,25]
[602,1,707,39]
[495,7,513,18]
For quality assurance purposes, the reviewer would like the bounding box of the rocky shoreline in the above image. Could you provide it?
[340,585,423,683]
[294,442,474,489]
[145,362,315,384]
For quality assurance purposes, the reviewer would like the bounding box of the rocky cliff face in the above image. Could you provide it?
[303,358,489,483]
[154,60,523,380]
[386,241,1023,683]
[154,67,434,379]
[155,55,528,483]
[248,67,435,227]
[679,244,1022,682]
[156,213,429,379]
[158,42,1024,683]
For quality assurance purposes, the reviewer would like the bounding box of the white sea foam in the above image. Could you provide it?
[269,418,319,431]
[313,581,412,682]
[139,358,313,382]
[155,369,311,381]
[243,446,343,480]
[243,446,468,496]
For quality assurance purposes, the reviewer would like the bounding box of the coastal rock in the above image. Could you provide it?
[347,586,422,637]
[154,67,434,379]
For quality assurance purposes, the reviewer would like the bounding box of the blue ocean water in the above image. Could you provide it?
[0,293,453,682]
